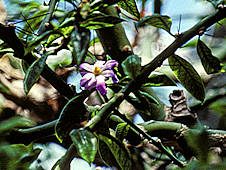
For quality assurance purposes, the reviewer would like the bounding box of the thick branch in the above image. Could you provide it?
[88,7,226,130]
[86,6,226,166]
[96,6,132,64]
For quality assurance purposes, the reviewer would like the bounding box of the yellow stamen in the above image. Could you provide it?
[94,66,101,75]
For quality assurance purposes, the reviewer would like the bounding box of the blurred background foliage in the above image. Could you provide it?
[0,0,225,169]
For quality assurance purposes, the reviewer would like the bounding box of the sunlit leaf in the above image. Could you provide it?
[121,55,141,80]
[197,39,222,74]
[70,129,97,164]
[137,14,172,33]
[24,53,48,94]
[98,134,132,170]
[182,39,198,48]
[168,54,205,102]
[80,13,124,29]
[144,74,176,86]
[115,123,130,142]
[118,0,140,20]
[71,27,90,66]
[90,0,122,12]
[0,143,41,170]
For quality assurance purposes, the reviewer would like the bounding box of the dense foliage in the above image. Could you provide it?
[0,0,225,169]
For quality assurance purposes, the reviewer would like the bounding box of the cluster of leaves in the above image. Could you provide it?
[0,0,225,170]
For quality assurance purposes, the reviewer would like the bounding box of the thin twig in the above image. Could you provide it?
[114,110,186,167]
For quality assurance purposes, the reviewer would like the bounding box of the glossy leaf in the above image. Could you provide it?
[197,39,222,74]
[80,13,124,29]
[98,134,132,170]
[144,74,176,86]
[115,123,130,142]
[55,94,88,143]
[118,0,140,20]
[121,55,141,80]
[70,129,97,164]
[24,54,48,94]
[0,143,41,170]
[71,27,90,66]
[137,14,172,33]
[168,55,205,102]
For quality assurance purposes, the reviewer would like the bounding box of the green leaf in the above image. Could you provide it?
[0,116,35,134]
[26,30,57,55]
[197,39,222,74]
[90,0,122,12]
[70,129,97,164]
[118,0,140,20]
[121,55,141,80]
[8,53,22,70]
[80,13,125,29]
[55,93,88,143]
[0,143,41,170]
[24,53,48,95]
[137,14,172,33]
[182,39,198,48]
[115,123,130,142]
[0,83,10,95]
[168,55,205,102]
[144,74,176,86]
[98,134,132,170]
[71,27,90,66]
[130,86,165,121]
[139,91,160,105]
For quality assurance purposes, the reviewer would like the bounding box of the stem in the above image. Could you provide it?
[96,6,132,64]
[0,23,75,99]
[18,120,57,134]
[37,0,58,34]
[114,111,186,167]
[86,5,226,163]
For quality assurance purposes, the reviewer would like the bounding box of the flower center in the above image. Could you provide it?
[94,66,101,75]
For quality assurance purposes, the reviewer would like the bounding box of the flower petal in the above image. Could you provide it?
[80,73,94,86]
[102,70,118,83]
[104,60,118,70]
[87,75,96,90]
[80,63,94,72]
[94,60,106,70]
[96,75,107,95]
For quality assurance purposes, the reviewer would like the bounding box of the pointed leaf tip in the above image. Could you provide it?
[197,39,222,74]
[70,129,97,164]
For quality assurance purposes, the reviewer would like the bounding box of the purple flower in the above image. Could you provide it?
[79,60,118,95]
